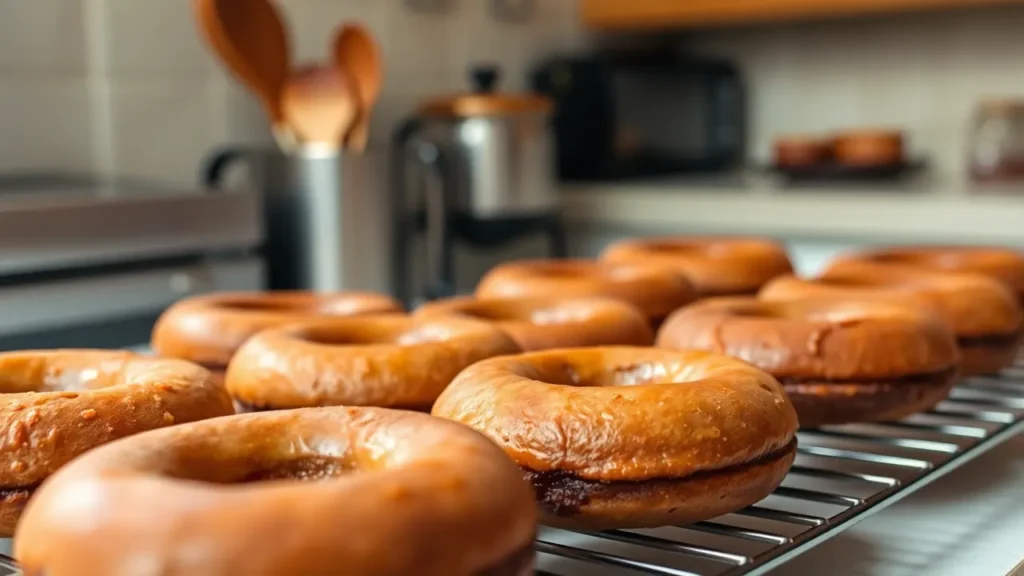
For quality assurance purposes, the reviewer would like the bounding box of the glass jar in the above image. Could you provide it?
[968,99,1024,183]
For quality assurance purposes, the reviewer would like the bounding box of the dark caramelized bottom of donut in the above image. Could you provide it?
[781,368,958,428]
[957,332,1021,347]
[776,367,956,387]
[523,440,797,517]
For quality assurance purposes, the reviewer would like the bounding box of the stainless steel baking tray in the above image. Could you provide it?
[1,362,1021,575]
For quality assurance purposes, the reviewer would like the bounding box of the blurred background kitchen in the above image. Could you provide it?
[3,2,1024,574]
[4,0,1024,345]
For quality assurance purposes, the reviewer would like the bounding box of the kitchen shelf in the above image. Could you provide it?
[580,0,1024,30]
[560,183,1024,244]
[2,363,1022,575]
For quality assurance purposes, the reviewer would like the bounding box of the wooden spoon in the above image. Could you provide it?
[333,24,382,154]
[192,0,294,149]
[282,64,358,152]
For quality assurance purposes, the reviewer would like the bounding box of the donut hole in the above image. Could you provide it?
[817,276,884,288]
[295,322,451,346]
[299,327,391,345]
[240,457,351,482]
[449,304,585,325]
[641,242,701,254]
[173,456,352,484]
[544,362,671,387]
[533,263,593,278]
[220,300,317,312]
[0,362,130,393]
[871,251,962,268]
[727,304,782,318]
[453,305,521,322]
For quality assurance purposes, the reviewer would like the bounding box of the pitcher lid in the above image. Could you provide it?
[418,64,552,118]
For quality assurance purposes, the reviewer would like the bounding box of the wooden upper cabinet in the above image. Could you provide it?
[580,0,1024,30]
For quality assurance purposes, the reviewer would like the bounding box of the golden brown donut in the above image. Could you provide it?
[0,350,233,537]
[830,245,1024,304]
[414,295,653,351]
[475,259,697,328]
[226,316,520,412]
[656,297,960,428]
[432,347,798,529]
[15,407,537,576]
[601,236,794,297]
[764,264,1023,376]
[151,291,405,371]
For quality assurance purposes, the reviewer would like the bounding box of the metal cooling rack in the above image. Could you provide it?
[0,364,1020,576]
[535,361,1024,576]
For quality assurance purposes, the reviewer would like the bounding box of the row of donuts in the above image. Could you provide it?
[8,237,1024,575]
[149,237,1021,427]
[560,238,1024,426]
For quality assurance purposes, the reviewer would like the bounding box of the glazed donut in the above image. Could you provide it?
[601,236,794,297]
[656,297,960,428]
[226,316,520,412]
[432,347,798,529]
[414,295,653,351]
[829,246,1024,303]
[0,350,233,537]
[151,291,404,371]
[475,259,697,328]
[15,407,537,576]
[763,265,1023,376]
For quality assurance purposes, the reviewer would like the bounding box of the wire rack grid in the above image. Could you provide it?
[0,364,1022,576]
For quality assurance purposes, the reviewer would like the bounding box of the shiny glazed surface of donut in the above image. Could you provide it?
[656,297,960,380]
[151,291,405,368]
[226,315,520,410]
[474,259,697,324]
[0,350,234,536]
[433,347,797,482]
[14,407,537,576]
[830,246,1024,301]
[414,295,654,351]
[763,267,1023,338]
[601,236,794,296]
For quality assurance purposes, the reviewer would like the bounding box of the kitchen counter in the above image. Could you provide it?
[561,179,1024,245]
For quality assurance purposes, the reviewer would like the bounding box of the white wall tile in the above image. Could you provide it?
[100,0,214,76]
[0,0,88,74]
[383,5,453,77]
[277,0,386,65]
[107,78,225,186]
[0,78,94,172]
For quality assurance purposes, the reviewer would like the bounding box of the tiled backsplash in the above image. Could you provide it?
[5,3,1024,189]
[685,5,1024,186]
[0,0,584,185]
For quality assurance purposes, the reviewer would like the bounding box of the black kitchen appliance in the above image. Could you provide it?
[531,52,746,182]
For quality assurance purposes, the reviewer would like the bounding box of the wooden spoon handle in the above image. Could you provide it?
[346,113,371,153]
